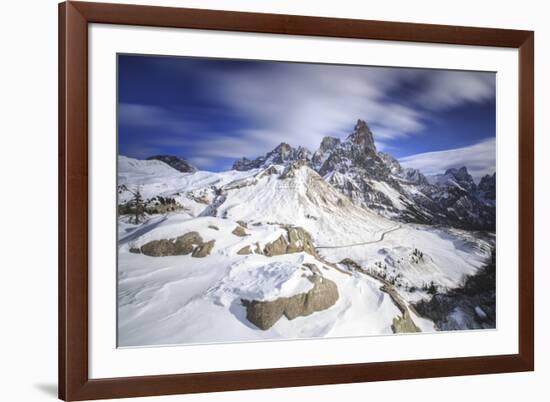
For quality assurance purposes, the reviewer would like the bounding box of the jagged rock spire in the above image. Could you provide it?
[348,119,376,152]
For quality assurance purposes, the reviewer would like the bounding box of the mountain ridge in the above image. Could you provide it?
[147,154,197,173]
[227,119,495,230]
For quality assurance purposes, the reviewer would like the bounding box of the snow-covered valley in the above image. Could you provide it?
[117,134,495,347]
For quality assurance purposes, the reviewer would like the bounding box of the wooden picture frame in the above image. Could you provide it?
[59,1,534,400]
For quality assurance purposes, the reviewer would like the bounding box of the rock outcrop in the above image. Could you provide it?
[131,232,215,258]
[242,274,339,330]
[232,142,312,171]
[477,172,496,204]
[263,235,289,256]
[191,240,215,258]
[147,155,197,173]
[237,245,252,255]
[263,226,317,257]
[232,225,249,237]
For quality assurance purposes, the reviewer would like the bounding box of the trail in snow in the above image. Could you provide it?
[316,225,402,249]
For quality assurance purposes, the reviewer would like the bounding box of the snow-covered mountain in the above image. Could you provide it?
[117,147,495,346]
[230,119,495,230]
[147,154,197,173]
[232,143,312,171]
[477,172,496,206]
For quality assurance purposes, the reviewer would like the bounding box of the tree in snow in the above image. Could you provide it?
[128,185,146,224]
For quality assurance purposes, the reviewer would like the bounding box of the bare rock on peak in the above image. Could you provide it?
[147,155,197,173]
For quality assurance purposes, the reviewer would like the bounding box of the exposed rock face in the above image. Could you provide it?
[348,119,376,152]
[242,274,339,330]
[263,235,289,256]
[147,155,196,173]
[237,245,252,255]
[392,312,421,333]
[232,225,249,237]
[263,226,317,257]
[132,232,215,258]
[232,143,312,171]
[433,167,477,193]
[378,152,402,175]
[286,227,316,255]
[312,136,341,168]
[174,232,203,254]
[427,167,495,229]
[401,167,429,186]
[230,118,495,230]
[191,240,215,258]
[139,239,177,257]
[339,258,364,272]
[278,159,309,179]
[257,165,280,179]
[477,173,496,203]
[119,195,184,217]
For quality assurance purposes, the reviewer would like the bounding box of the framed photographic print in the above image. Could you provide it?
[59,1,534,400]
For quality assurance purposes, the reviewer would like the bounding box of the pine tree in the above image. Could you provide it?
[129,185,146,224]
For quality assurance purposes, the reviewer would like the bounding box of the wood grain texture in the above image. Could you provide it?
[58,1,534,400]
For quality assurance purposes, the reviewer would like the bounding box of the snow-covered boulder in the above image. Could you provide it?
[242,273,339,330]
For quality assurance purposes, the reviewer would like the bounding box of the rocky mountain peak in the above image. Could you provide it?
[232,142,312,171]
[273,142,292,155]
[226,116,494,230]
[347,119,376,152]
[147,155,197,173]
[378,152,402,175]
[445,166,470,180]
[434,166,476,194]
[319,136,341,153]
[477,172,496,202]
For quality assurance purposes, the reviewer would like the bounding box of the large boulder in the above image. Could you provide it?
[286,227,316,256]
[191,240,215,258]
[140,239,178,257]
[263,226,317,257]
[263,235,289,256]
[237,245,252,255]
[232,225,249,237]
[242,275,339,330]
[133,231,214,258]
[173,232,203,255]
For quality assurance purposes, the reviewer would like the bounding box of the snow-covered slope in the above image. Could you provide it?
[212,162,392,245]
[118,215,402,346]
[117,154,495,346]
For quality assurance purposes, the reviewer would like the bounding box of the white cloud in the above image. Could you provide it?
[191,64,427,157]
[120,63,496,167]
[119,103,198,134]
[187,156,217,169]
[188,64,495,160]
[399,138,496,182]
[415,70,495,110]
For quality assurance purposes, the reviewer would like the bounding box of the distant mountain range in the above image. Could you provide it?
[230,119,495,230]
[134,119,494,230]
[147,155,197,173]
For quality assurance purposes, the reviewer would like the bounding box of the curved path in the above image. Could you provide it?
[315,224,402,249]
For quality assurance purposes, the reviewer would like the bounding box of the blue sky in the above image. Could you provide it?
[118,54,496,180]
